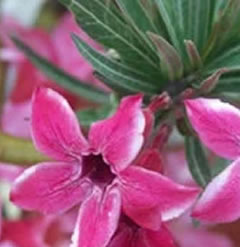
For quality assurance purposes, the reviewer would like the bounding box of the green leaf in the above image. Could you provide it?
[60,0,159,71]
[94,72,130,96]
[211,157,230,177]
[12,37,109,103]
[213,71,240,94]
[185,136,212,188]
[77,94,118,126]
[155,0,215,56]
[182,0,212,53]
[204,1,240,60]
[72,34,160,94]
[148,32,183,81]
[216,1,240,46]
[116,0,158,52]
[116,0,158,33]
[206,44,240,73]
[154,0,184,54]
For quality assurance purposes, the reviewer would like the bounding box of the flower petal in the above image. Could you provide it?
[71,185,121,247]
[89,94,145,171]
[120,166,200,230]
[32,88,88,161]
[192,158,240,223]
[10,162,92,214]
[185,98,240,159]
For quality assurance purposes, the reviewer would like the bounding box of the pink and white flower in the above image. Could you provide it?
[11,88,199,247]
[185,98,240,223]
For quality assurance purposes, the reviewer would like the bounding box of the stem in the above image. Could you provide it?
[0,132,49,165]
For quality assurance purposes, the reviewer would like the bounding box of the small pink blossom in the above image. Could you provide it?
[185,98,240,223]
[11,88,199,247]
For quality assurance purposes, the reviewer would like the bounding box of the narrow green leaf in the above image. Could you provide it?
[206,44,240,73]
[184,0,211,53]
[155,0,215,56]
[115,0,158,57]
[141,0,170,39]
[12,37,109,103]
[213,71,240,94]
[94,72,130,96]
[116,0,158,41]
[185,136,212,188]
[72,34,160,94]
[154,0,184,54]
[211,157,230,177]
[148,32,183,81]
[217,0,240,46]
[60,0,158,70]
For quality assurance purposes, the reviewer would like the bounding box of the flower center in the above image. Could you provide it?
[82,155,116,186]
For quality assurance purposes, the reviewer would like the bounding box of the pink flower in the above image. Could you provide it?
[107,215,177,247]
[185,98,240,223]
[11,88,199,247]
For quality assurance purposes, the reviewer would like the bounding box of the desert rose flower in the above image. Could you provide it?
[185,98,240,223]
[11,88,199,247]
